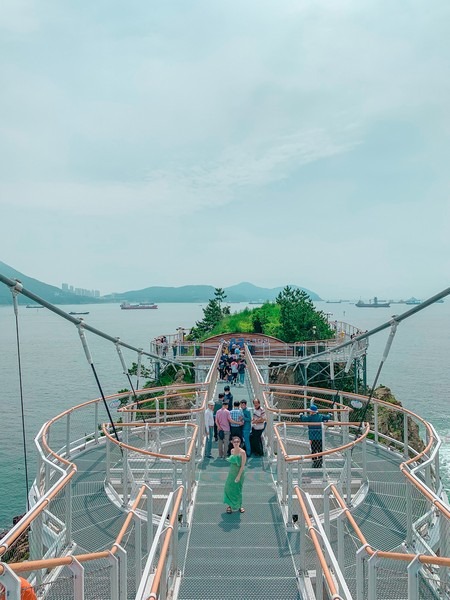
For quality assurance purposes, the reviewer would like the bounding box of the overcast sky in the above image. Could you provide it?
[1,1,449,300]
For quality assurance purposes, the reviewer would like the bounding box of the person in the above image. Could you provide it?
[171,339,177,358]
[240,400,252,457]
[251,398,266,456]
[216,400,232,458]
[229,400,244,444]
[223,385,233,411]
[0,577,37,599]
[299,404,332,468]
[213,393,224,441]
[238,359,246,387]
[224,436,246,513]
[230,359,239,385]
[204,400,215,459]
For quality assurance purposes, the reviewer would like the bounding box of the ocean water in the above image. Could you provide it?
[0,299,449,529]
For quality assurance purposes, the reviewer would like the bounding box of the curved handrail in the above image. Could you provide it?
[145,486,184,600]
[101,421,199,462]
[274,421,370,462]
[329,483,450,567]
[1,482,149,574]
[294,487,349,600]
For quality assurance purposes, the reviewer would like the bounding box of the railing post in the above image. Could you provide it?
[66,411,71,458]
[367,552,378,600]
[425,429,432,489]
[67,557,84,600]
[337,512,345,572]
[134,512,142,592]
[145,424,149,475]
[299,499,306,573]
[286,463,293,526]
[362,435,367,482]
[407,556,420,600]
[346,447,352,503]
[115,544,127,600]
[65,478,72,546]
[164,394,167,422]
[323,486,330,540]
[172,505,179,576]
[403,413,409,460]
[0,564,22,600]
[94,401,99,444]
[108,551,119,600]
[122,445,129,508]
[106,434,111,484]
[406,479,413,546]
[316,535,324,600]
[146,485,154,554]
[29,511,43,583]
[356,546,366,600]
[374,403,379,444]
[440,511,450,588]
[281,456,288,505]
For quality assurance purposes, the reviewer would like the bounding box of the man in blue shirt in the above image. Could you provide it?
[240,400,252,457]
[300,404,332,468]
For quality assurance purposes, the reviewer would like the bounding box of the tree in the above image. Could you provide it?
[188,289,230,339]
[276,286,333,342]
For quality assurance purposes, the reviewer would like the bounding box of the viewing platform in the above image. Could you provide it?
[1,341,449,600]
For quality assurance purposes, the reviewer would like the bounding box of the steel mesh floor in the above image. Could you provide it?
[178,453,302,600]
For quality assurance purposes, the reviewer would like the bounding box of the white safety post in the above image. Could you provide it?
[356,546,366,600]
[367,552,378,600]
[133,512,142,592]
[407,556,421,600]
[67,557,85,600]
[66,411,71,459]
[0,564,21,600]
[115,544,127,600]
[145,485,154,554]
[108,551,119,600]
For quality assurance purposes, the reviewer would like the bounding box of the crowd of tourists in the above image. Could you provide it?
[217,344,247,386]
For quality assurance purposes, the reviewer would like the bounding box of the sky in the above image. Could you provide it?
[1,0,449,300]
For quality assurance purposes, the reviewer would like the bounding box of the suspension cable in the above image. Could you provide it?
[0,273,197,374]
[11,283,30,512]
[115,339,146,423]
[269,286,450,372]
[357,319,398,432]
[77,324,122,448]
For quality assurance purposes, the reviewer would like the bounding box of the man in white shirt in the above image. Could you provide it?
[205,400,215,459]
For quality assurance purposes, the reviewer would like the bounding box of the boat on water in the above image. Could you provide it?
[120,301,158,309]
[355,296,390,308]
[68,311,90,315]
[405,297,422,305]
[25,304,44,308]
[1,271,450,600]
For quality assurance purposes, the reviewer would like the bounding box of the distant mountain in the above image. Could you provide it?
[224,282,321,302]
[0,261,101,305]
[0,262,321,305]
[103,282,321,303]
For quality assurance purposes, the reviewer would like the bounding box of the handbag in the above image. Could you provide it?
[219,430,224,440]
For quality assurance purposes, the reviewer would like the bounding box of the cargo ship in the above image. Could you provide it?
[120,302,158,309]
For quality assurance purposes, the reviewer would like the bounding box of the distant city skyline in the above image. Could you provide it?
[61,283,100,298]
[1,2,449,299]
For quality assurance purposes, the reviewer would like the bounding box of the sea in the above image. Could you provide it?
[1,299,449,530]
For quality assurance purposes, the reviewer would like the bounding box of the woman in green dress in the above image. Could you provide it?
[224,436,246,513]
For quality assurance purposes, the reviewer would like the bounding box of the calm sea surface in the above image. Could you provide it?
[1,300,449,529]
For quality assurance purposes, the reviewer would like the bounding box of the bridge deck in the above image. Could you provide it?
[56,378,424,600]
